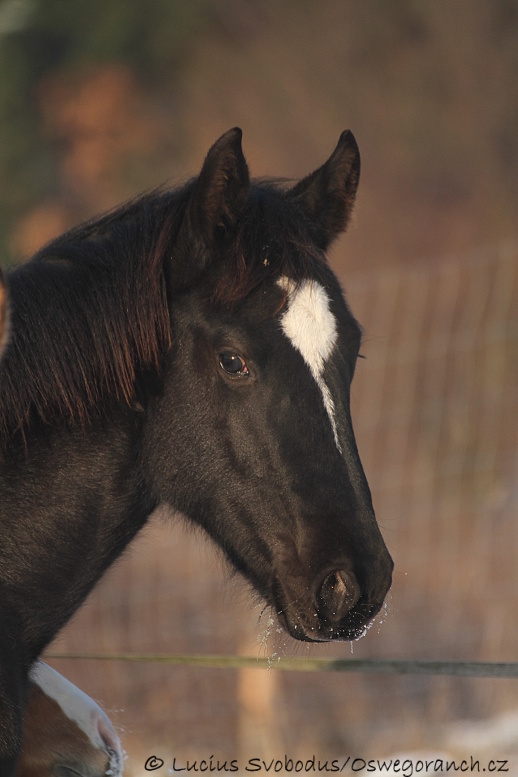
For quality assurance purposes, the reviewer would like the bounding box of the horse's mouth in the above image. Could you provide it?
[274,599,383,642]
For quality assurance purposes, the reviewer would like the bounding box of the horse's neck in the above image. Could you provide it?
[0,408,157,659]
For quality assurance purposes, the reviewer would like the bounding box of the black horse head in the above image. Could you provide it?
[142,129,393,641]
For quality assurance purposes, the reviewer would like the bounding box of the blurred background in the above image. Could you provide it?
[1,0,517,773]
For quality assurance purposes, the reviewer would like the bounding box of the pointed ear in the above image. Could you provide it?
[288,130,360,250]
[173,128,250,289]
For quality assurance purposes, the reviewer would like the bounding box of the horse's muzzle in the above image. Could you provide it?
[272,560,392,642]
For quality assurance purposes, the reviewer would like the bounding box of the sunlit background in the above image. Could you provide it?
[1,1,517,773]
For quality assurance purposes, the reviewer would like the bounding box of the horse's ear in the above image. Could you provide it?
[173,128,250,289]
[288,130,360,250]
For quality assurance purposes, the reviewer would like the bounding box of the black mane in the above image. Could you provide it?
[0,190,177,442]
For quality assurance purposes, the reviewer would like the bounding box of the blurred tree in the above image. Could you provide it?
[0,0,212,263]
[0,0,517,266]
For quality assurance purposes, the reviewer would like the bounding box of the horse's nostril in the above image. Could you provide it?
[316,569,360,623]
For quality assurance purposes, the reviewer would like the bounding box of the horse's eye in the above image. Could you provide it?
[219,352,249,376]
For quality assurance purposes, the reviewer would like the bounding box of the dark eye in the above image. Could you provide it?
[219,352,249,376]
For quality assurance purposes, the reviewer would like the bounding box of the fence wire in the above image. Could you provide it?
[45,652,518,678]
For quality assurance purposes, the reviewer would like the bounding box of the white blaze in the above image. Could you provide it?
[278,277,341,452]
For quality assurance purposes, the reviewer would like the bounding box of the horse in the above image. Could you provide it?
[16,662,123,777]
[0,127,393,774]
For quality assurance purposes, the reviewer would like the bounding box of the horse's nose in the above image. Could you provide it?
[315,568,360,623]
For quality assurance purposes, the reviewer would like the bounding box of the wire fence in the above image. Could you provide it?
[347,239,518,662]
[45,652,518,678]
[47,239,518,771]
